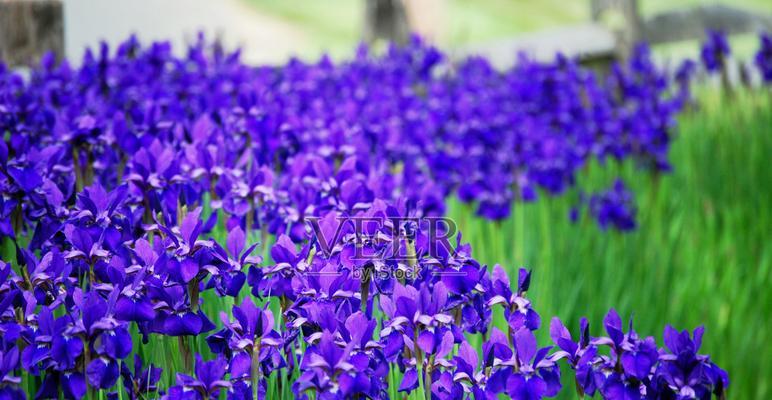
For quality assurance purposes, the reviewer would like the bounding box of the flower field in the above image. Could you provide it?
[0,31,770,399]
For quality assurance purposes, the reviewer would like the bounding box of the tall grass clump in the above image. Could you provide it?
[448,90,772,399]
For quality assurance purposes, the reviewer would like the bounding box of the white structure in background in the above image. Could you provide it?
[63,0,309,65]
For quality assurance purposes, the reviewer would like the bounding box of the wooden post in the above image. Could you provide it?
[588,0,643,59]
[0,0,64,67]
[621,0,643,53]
[363,0,410,44]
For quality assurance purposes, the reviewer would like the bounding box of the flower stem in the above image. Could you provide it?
[73,146,84,193]
[424,355,434,400]
[405,238,416,284]
[142,195,153,225]
[188,278,200,312]
[575,376,585,399]
[11,202,23,238]
[84,146,94,186]
[246,204,254,237]
[88,261,96,287]
[83,336,95,400]
[414,327,428,400]
[252,338,262,400]
[360,266,371,314]
[178,335,193,373]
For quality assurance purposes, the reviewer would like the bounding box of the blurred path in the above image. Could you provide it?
[64,0,310,64]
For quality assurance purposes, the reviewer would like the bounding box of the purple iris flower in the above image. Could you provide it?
[294,263,359,305]
[452,340,485,397]
[79,290,133,390]
[549,317,598,396]
[21,306,58,376]
[295,330,374,399]
[585,180,637,232]
[675,59,697,88]
[35,370,87,400]
[166,354,231,400]
[126,139,179,193]
[146,278,215,337]
[380,282,452,337]
[0,346,25,399]
[505,328,562,400]
[50,308,86,370]
[120,355,163,400]
[0,145,70,244]
[591,309,659,399]
[71,183,128,229]
[208,226,261,297]
[0,197,17,239]
[674,59,697,108]
[13,248,69,307]
[221,163,275,224]
[756,32,772,83]
[22,289,132,398]
[658,325,729,399]
[405,327,457,396]
[62,224,111,269]
[155,207,214,280]
[429,370,464,400]
[417,327,454,362]
[339,311,380,353]
[701,30,730,73]
[186,133,230,201]
[249,234,308,300]
[207,297,284,392]
[114,239,156,323]
[487,266,541,331]
[475,328,535,396]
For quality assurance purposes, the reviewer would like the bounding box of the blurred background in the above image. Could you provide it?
[1,0,770,399]
[2,0,772,66]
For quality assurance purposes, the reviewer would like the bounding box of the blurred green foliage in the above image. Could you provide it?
[245,0,772,60]
[446,89,772,399]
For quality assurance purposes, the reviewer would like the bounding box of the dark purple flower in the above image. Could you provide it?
[504,328,561,399]
[120,355,163,400]
[0,347,25,399]
[756,32,772,82]
[487,266,540,331]
[208,226,261,296]
[701,30,730,72]
[658,325,729,399]
[586,180,637,232]
[295,330,358,396]
[114,240,155,323]
[549,317,598,396]
[249,234,307,300]
[147,280,215,337]
[380,282,452,338]
[207,296,285,393]
[169,354,232,400]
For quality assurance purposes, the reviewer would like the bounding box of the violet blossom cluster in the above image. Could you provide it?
[756,32,772,83]
[0,34,745,399]
[571,180,637,232]
[700,31,731,73]
[1,34,695,236]
[700,30,772,85]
